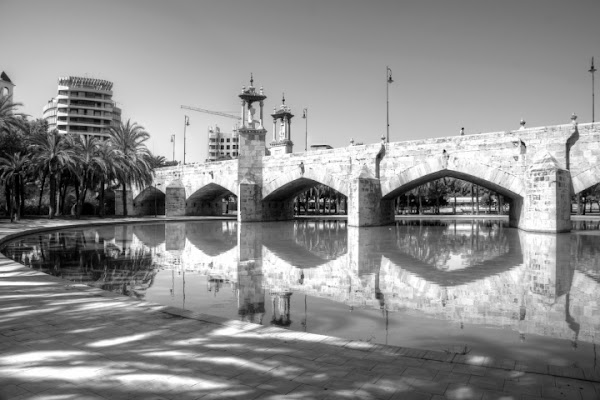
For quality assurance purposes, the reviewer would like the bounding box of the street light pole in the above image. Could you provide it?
[302,108,308,152]
[590,57,597,123]
[386,66,393,143]
[170,134,175,162]
[183,115,190,165]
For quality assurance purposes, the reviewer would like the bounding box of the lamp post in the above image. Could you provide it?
[302,108,308,152]
[590,57,597,123]
[154,182,162,217]
[386,66,393,143]
[183,115,190,164]
[170,134,175,162]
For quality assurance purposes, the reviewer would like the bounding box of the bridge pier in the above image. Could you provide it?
[517,153,572,233]
[165,181,186,217]
[115,188,133,216]
[348,175,395,227]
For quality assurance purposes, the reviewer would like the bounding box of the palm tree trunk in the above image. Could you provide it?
[38,169,48,214]
[75,183,82,219]
[7,185,14,222]
[122,181,128,216]
[13,177,21,222]
[99,179,106,218]
[49,175,56,219]
[19,177,25,217]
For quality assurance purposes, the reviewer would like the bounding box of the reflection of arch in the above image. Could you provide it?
[133,224,166,247]
[382,156,525,200]
[263,168,349,200]
[262,221,348,268]
[572,165,600,194]
[381,236,522,287]
[186,221,237,256]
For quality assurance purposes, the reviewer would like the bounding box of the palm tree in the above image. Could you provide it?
[0,95,28,137]
[71,135,106,218]
[29,130,75,218]
[96,140,118,217]
[108,119,154,216]
[0,152,30,222]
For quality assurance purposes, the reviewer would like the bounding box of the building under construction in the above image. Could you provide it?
[207,124,239,161]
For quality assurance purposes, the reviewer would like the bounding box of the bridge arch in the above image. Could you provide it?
[133,186,166,216]
[262,167,349,201]
[186,182,236,216]
[381,156,525,200]
[572,165,600,194]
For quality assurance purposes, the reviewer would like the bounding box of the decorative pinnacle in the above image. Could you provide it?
[571,112,578,122]
[250,73,254,87]
[282,92,285,105]
[520,118,526,128]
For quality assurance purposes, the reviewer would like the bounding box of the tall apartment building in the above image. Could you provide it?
[42,76,121,139]
[0,71,15,98]
[207,124,239,161]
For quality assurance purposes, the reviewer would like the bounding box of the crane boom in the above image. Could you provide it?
[181,105,240,120]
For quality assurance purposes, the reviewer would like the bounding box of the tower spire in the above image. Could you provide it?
[250,72,254,87]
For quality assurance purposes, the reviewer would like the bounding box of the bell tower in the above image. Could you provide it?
[269,94,294,155]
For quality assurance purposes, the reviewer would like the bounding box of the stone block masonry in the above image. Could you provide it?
[124,121,600,233]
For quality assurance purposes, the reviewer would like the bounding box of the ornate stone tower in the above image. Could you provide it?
[269,94,294,155]
[237,74,268,222]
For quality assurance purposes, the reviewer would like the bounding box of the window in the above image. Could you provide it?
[226,138,230,142]
[227,145,230,149]
[220,138,225,143]
[221,145,224,150]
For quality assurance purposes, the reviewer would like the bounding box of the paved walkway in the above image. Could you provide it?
[1,217,599,400]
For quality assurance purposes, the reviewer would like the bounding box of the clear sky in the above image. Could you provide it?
[2,0,599,163]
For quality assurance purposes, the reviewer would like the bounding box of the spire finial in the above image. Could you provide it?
[282,92,285,105]
[250,73,254,86]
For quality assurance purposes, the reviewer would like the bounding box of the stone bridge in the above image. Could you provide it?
[124,118,600,232]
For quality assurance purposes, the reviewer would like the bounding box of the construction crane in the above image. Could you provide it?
[181,105,240,120]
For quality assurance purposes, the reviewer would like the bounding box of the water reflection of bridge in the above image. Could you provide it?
[177,220,598,344]
[6,219,600,345]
